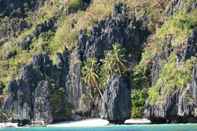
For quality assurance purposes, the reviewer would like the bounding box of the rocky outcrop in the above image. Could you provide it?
[3,53,69,123]
[65,49,82,109]
[79,3,149,62]
[144,27,197,122]
[101,75,131,123]
[33,81,53,123]
[3,3,149,123]
[178,64,197,117]
[176,28,197,61]
[4,80,32,120]
[145,64,197,123]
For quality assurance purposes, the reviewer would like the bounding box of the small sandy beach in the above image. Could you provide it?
[47,118,109,128]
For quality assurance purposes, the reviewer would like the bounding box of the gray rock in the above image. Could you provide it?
[176,27,197,61]
[65,49,82,110]
[4,52,70,123]
[33,81,53,123]
[79,3,149,61]
[178,64,197,117]
[4,80,32,121]
[101,75,131,123]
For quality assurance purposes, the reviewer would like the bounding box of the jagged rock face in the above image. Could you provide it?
[101,75,131,123]
[144,91,180,122]
[3,53,69,123]
[0,0,46,17]
[33,81,53,123]
[65,49,83,111]
[3,3,150,123]
[4,80,32,120]
[145,26,197,122]
[176,28,197,61]
[150,36,174,85]
[79,3,149,62]
[178,64,197,117]
[150,27,197,87]
[145,65,197,123]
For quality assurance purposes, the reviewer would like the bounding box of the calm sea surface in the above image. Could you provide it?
[1,124,197,131]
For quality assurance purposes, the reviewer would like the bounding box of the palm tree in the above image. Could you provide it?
[81,57,103,98]
[100,43,128,88]
[103,44,127,75]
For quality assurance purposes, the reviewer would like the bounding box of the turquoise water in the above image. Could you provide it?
[1,124,197,131]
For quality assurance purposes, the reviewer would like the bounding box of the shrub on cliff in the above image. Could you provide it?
[158,10,197,47]
[131,89,146,118]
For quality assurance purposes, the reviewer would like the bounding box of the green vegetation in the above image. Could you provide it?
[99,44,128,88]
[0,0,62,87]
[125,0,170,32]
[148,54,196,105]
[50,87,72,118]
[0,0,119,89]
[131,89,146,118]
[81,43,128,94]
[81,57,104,98]
[0,0,196,120]
[158,10,197,47]
[132,64,150,90]
[129,2,197,108]
[82,58,99,88]
[67,0,83,13]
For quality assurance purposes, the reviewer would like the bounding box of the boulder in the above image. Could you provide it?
[101,75,131,123]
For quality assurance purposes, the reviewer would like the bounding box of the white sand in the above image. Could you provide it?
[0,123,18,128]
[47,118,109,127]
[124,118,151,124]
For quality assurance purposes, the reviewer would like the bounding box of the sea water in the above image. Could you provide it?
[1,124,197,131]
